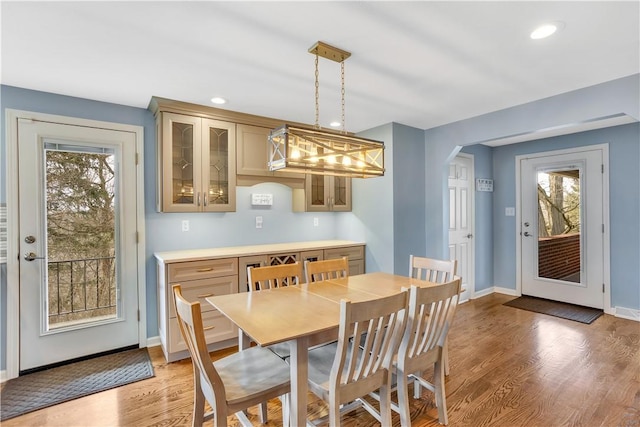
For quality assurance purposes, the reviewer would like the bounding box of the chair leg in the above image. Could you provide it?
[379,383,393,427]
[397,371,412,427]
[329,395,341,427]
[280,394,290,427]
[192,371,206,426]
[443,339,450,376]
[434,359,448,425]
[258,403,267,424]
[413,371,423,399]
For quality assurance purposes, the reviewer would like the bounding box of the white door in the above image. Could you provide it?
[520,148,605,309]
[18,118,140,371]
[448,155,474,302]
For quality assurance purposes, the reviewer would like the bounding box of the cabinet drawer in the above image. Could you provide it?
[168,310,237,353]
[324,245,364,261]
[169,276,238,318]
[168,258,238,282]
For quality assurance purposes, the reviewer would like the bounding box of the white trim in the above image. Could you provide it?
[452,153,476,303]
[0,370,7,384]
[5,109,146,380]
[614,307,640,322]
[515,144,611,311]
[472,286,519,298]
[146,335,162,347]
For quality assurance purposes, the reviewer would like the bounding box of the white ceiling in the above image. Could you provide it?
[1,1,639,137]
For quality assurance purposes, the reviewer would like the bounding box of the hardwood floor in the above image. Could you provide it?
[3,293,639,426]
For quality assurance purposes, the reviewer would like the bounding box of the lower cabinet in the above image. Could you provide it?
[156,241,365,362]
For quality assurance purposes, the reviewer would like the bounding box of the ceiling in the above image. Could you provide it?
[1,1,639,139]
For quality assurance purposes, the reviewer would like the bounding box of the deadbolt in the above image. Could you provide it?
[523,222,530,227]
[24,235,36,244]
[523,231,532,237]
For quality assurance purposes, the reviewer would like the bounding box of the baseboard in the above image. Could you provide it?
[146,336,162,347]
[614,306,640,322]
[472,286,518,299]
[0,369,7,384]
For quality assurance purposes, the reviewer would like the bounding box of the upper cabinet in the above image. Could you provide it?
[294,175,352,212]
[158,112,236,212]
[236,124,304,180]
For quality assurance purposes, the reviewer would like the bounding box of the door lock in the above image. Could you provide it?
[24,252,45,261]
[523,231,532,237]
[466,234,473,239]
[24,235,36,244]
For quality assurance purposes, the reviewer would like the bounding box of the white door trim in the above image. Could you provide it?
[5,109,146,380]
[515,144,611,314]
[450,153,475,302]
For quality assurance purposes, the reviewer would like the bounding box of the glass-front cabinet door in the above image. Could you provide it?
[306,175,351,211]
[202,119,236,212]
[159,113,235,212]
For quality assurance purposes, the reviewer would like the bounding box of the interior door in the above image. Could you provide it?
[18,118,140,371]
[520,148,604,308]
[448,155,474,301]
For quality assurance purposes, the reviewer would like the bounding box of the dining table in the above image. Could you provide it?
[206,271,437,426]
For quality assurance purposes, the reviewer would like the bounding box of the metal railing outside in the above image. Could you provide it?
[47,256,116,325]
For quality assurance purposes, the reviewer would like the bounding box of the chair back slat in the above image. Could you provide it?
[409,255,457,283]
[305,257,348,283]
[401,279,461,361]
[247,262,303,291]
[333,292,407,387]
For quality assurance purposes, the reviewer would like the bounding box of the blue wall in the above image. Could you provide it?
[490,123,640,309]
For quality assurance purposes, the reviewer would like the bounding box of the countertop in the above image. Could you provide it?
[154,240,365,263]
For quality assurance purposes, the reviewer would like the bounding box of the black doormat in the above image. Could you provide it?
[504,296,603,324]
[0,348,154,421]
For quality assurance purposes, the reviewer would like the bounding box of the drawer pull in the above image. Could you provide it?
[198,293,215,298]
[203,325,215,331]
[196,267,214,272]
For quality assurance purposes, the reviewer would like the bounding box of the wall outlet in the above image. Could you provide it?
[313,217,319,227]
[181,220,189,232]
[255,216,263,229]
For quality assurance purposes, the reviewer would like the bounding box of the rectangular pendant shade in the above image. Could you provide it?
[268,124,385,178]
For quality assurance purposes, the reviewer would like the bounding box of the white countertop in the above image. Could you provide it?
[154,240,365,263]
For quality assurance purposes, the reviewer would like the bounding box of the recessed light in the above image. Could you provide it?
[530,22,562,40]
[211,97,227,105]
[329,121,341,128]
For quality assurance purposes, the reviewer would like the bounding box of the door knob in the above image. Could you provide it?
[24,252,45,261]
[523,231,532,237]
[466,234,473,239]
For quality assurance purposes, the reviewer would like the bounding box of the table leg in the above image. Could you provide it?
[238,329,251,351]
[289,336,308,427]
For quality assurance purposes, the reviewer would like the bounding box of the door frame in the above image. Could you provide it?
[5,109,146,380]
[449,153,475,302]
[515,144,611,314]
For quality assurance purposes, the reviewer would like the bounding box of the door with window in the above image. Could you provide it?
[519,148,605,309]
[18,118,140,371]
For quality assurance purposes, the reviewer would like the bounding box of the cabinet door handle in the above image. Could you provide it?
[197,267,214,272]
[203,325,215,331]
[197,192,201,206]
[198,293,215,298]
[203,192,208,207]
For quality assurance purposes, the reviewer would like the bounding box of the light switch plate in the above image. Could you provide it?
[505,207,515,216]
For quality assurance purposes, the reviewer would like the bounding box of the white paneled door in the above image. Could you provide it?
[18,118,140,371]
[519,147,605,309]
[448,155,474,301]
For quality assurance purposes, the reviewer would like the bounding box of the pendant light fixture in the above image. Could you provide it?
[268,41,385,178]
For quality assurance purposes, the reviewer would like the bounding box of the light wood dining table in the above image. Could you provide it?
[206,271,436,426]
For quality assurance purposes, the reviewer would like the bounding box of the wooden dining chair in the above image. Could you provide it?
[305,257,349,283]
[305,291,408,426]
[172,285,291,427]
[409,255,458,379]
[247,262,303,291]
[395,278,461,426]
[246,262,304,360]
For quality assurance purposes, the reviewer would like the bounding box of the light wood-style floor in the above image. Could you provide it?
[3,293,639,426]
